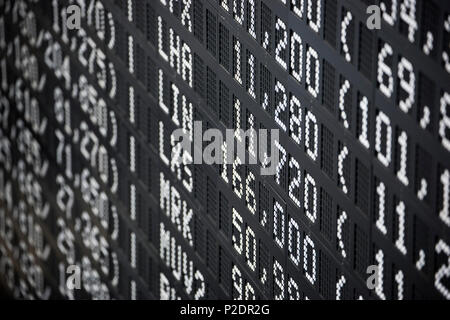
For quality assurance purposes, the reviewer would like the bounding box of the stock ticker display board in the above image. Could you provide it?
[0,0,450,300]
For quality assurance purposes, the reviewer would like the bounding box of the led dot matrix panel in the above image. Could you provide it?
[0,0,449,300]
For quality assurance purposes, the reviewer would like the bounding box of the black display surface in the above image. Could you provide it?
[0,0,449,300]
